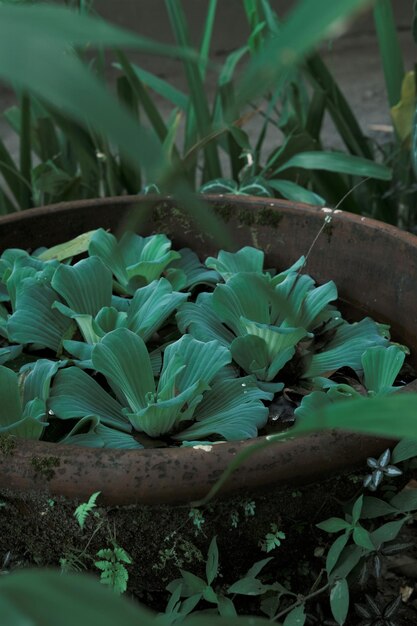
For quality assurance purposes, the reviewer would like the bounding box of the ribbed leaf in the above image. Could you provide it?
[89,229,180,292]
[242,319,307,362]
[21,358,64,405]
[62,422,142,449]
[49,366,129,431]
[295,390,332,420]
[96,307,128,334]
[51,256,112,316]
[212,273,272,334]
[126,278,188,341]
[92,328,155,412]
[0,366,23,429]
[166,248,220,290]
[305,318,388,378]
[176,294,235,346]
[7,279,73,352]
[205,247,265,281]
[0,366,46,439]
[161,335,231,393]
[175,376,272,441]
[362,345,405,394]
[230,334,270,380]
[128,381,206,437]
[297,281,337,329]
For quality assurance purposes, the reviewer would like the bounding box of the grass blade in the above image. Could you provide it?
[373,0,405,107]
[274,151,392,181]
[165,0,221,180]
[0,137,21,205]
[19,93,32,209]
[235,0,373,109]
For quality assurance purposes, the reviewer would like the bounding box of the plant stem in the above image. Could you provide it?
[272,581,331,621]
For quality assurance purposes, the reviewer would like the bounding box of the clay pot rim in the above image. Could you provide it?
[0,195,413,505]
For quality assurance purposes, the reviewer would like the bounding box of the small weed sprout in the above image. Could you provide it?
[74,491,101,530]
[95,543,132,594]
[188,508,206,536]
[230,509,240,528]
[260,523,286,553]
[243,500,256,517]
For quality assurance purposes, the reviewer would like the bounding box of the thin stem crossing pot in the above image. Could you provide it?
[0,195,415,505]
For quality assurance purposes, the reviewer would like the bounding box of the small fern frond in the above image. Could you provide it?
[74,491,101,529]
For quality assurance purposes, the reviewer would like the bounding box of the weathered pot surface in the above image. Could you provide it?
[0,195,416,505]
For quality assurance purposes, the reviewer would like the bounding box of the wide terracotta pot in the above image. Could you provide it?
[0,195,416,505]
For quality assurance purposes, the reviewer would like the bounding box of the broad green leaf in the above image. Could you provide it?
[0,345,22,365]
[0,366,24,429]
[304,318,388,378]
[352,526,374,551]
[176,294,236,346]
[390,488,417,512]
[96,307,128,335]
[326,533,350,575]
[63,423,143,449]
[360,496,399,519]
[37,230,98,262]
[205,537,219,585]
[205,247,265,281]
[51,256,112,316]
[362,345,405,394]
[175,376,272,441]
[283,604,306,626]
[297,281,337,330]
[0,366,46,439]
[49,367,129,432]
[7,279,73,352]
[330,579,349,625]
[128,382,207,437]
[126,278,188,342]
[21,358,64,405]
[316,518,351,533]
[128,337,230,437]
[267,178,326,206]
[295,391,332,420]
[392,438,417,463]
[92,329,155,413]
[161,335,231,394]
[274,151,391,180]
[179,571,207,596]
[231,323,304,381]
[165,248,220,290]
[0,569,153,626]
[370,517,407,547]
[351,495,363,524]
[212,273,273,334]
[89,230,180,292]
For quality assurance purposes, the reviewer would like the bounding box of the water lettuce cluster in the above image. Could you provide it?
[0,229,408,449]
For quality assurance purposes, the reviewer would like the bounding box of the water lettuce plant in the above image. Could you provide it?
[0,229,409,449]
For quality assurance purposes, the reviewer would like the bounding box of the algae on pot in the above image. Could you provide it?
[0,228,409,448]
